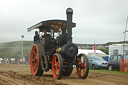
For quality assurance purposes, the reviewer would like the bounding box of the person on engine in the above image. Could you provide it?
[34,31,40,44]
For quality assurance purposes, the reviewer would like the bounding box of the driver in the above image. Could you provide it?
[34,31,40,44]
[42,29,52,52]
[42,29,48,38]
[42,29,51,42]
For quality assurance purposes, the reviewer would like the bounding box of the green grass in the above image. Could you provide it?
[0,41,33,59]
[89,69,128,75]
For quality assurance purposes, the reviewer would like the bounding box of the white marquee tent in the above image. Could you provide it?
[78,49,107,57]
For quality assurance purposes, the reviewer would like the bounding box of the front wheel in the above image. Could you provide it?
[52,53,63,79]
[76,54,89,79]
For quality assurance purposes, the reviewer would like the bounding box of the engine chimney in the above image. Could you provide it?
[60,8,78,58]
[66,8,73,43]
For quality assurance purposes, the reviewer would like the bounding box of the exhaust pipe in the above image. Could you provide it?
[66,8,73,43]
[60,8,78,58]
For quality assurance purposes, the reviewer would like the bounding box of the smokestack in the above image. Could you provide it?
[66,8,73,43]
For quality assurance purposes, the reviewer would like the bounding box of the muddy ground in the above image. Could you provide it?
[0,64,128,85]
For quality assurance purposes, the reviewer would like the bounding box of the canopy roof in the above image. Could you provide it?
[27,19,76,32]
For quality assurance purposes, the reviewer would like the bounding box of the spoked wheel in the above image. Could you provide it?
[76,54,89,79]
[30,44,43,76]
[52,53,63,79]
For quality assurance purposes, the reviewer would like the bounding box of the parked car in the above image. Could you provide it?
[124,55,128,59]
[108,54,123,71]
[87,55,108,69]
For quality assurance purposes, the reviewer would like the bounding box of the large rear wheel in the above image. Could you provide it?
[41,53,48,72]
[30,44,43,76]
[76,54,89,79]
[52,53,63,79]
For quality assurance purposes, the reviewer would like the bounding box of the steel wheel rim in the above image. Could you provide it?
[77,55,86,77]
[30,45,39,75]
[52,54,60,79]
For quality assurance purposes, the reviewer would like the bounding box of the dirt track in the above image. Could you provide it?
[0,64,128,85]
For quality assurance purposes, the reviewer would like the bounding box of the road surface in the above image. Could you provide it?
[0,64,128,85]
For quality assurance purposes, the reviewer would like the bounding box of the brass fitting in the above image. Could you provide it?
[56,48,61,53]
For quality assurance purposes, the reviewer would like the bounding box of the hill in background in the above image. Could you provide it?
[0,41,128,59]
[0,41,33,61]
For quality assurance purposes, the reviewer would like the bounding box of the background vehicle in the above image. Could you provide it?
[108,54,123,71]
[124,55,128,59]
[87,55,108,69]
[27,8,89,79]
[109,44,128,57]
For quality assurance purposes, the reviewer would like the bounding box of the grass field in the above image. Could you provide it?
[89,69,128,75]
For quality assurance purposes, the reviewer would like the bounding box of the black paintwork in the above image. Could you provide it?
[28,8,78,71]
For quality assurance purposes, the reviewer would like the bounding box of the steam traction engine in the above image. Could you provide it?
[27,8,89,79]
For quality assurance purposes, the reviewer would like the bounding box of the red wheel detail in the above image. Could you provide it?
[77,56,86,77]
[52,53,63,79]
[30,45,39,75]
[76,54,89,79]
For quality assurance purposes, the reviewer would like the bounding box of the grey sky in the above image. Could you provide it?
[0,0,128,44]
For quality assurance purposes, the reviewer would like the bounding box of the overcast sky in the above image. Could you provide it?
[0,0,128,44]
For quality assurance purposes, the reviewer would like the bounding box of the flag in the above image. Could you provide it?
[94,41,96,53]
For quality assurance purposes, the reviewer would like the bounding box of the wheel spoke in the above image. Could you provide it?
[32,59,34,62]
[33,51,37,57]
[33,63,38,71]
[52,53,62,79]
[76,54,89,79]
[82,63,86,69]
[79,57,81,62]
[55,56,57,63]
[78,68,81,76]
[36,56,39,63]
[33,61,36,66]
[78,61,80,65]
[55,61,59,71]
[83,68,86,73]
[55,62,59,67]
